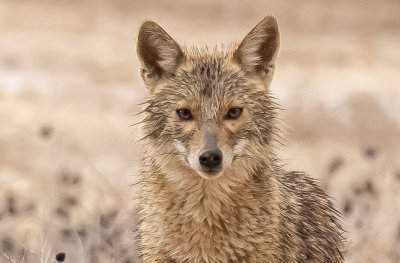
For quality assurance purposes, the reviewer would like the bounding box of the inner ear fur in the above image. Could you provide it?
[137,21,184,83]
[233,16,280,77]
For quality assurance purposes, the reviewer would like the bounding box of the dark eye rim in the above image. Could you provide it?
[226,107,243,120]
[176,108,193,120]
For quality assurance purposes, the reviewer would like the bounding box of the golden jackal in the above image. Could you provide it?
[135,16,345,262]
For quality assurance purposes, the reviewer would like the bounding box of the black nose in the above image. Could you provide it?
[199,149,223,170]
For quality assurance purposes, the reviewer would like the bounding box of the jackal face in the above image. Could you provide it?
[137,17,280,180]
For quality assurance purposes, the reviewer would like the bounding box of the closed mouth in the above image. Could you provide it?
[201,169,222,176]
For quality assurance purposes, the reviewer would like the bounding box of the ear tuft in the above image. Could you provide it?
[234,16,280,77]
[137,21,184,82]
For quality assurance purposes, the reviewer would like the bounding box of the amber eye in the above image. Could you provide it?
[176,109,193,120]
[227,107,243,120]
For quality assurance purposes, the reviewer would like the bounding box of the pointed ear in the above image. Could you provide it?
[233,16,280,79]
[137,21,184,85]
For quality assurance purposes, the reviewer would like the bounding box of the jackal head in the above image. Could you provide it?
[137,17,280,181]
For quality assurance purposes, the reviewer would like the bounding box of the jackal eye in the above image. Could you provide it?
[227,107,243,120]
[176,109,193,120]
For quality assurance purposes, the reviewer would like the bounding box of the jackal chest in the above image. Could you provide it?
[139,195,281,263]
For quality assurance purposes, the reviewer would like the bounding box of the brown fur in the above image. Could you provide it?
[133,16,345,262]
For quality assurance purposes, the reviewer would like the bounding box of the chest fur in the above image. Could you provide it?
[139,178,282,262]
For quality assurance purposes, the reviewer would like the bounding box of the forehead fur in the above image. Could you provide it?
[160,46,250,101]
[186,46,239,76]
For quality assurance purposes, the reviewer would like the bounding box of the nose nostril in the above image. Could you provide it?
[199,156,208,164]
[199,149,223,170]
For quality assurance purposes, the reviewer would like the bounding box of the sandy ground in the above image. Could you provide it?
[1,0,400,262]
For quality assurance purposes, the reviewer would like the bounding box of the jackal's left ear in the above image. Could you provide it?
[137,21,184,86]
[233,16,280,80]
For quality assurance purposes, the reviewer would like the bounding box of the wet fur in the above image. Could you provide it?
[134,17,345,262]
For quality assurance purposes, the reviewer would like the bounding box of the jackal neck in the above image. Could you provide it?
[141,161,277,220]
[138,163,283,262]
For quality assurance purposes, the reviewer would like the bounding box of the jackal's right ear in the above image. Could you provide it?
[233,16,280,81]
[137,21,184,87]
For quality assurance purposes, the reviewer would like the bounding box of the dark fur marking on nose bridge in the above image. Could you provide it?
[203,131,218,151]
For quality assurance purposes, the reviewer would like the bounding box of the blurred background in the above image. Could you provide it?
[1,0,399,262]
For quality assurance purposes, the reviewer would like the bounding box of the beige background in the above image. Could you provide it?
[1,0,399,262]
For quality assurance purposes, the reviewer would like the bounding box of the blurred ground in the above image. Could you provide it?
[0,0,400,262]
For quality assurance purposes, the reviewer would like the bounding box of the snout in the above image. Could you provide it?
[199,149,223,174]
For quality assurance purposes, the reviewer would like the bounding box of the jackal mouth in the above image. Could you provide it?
[200,168,222,177]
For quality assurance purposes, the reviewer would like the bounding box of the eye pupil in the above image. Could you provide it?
[177,109,192,120]
[227,107,243,119]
